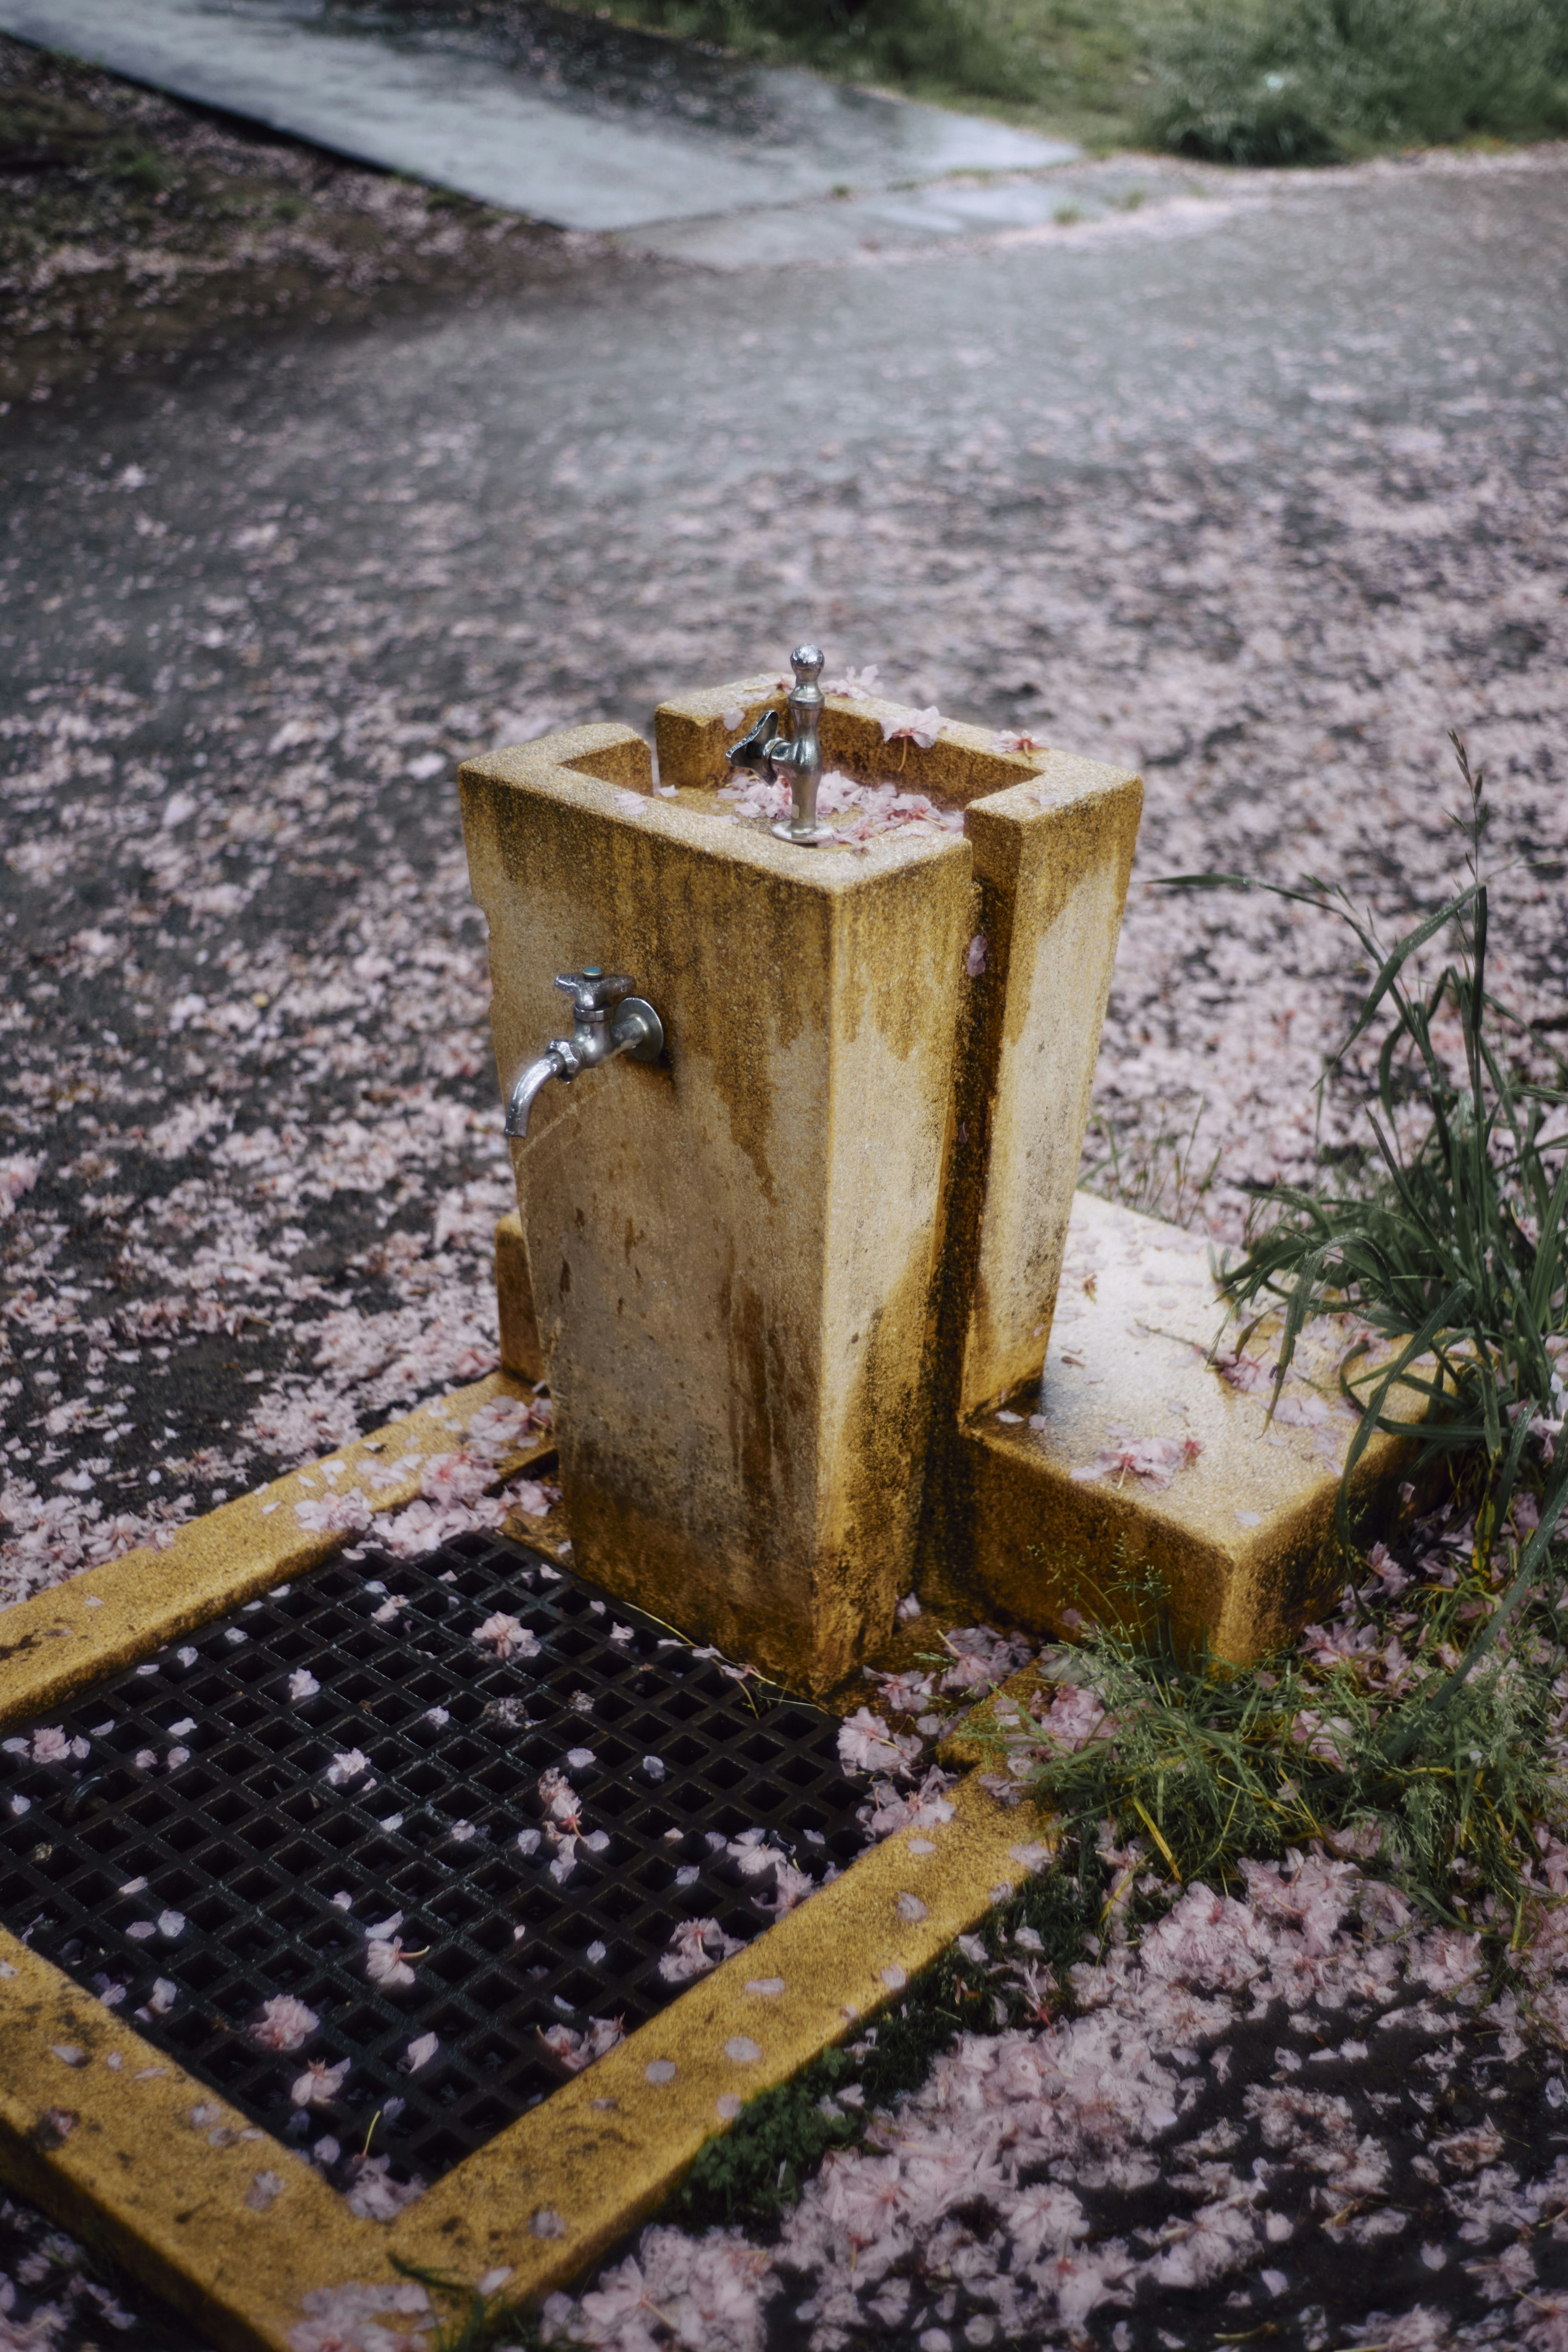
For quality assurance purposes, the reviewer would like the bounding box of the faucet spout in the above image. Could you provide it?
[502,967,666,1142]
[724,642,829,845]
[505,1049,569,1140]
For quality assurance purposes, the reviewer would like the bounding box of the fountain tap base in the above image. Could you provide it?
[932,1190,1425,1667]
[492,1187,1424,1674]
[462,682,1145,1694]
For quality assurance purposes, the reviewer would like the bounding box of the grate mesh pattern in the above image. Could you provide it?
[0,1533,867,2188]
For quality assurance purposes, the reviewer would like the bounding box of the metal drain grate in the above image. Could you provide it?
[0,1533,868,2188]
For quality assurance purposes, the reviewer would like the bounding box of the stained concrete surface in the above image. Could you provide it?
[0,0,1072,230]
[2,138,1568,2352]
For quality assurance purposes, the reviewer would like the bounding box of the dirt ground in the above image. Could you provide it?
[0,31,644,412]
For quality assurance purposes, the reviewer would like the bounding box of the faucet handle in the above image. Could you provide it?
[725,708,780,779]
[555,968,635,1018]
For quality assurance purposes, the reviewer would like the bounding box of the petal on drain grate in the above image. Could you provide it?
[0,1532,881,2184]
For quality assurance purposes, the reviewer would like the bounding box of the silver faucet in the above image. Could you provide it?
[725,643,830,845]
[504,967,665,1140]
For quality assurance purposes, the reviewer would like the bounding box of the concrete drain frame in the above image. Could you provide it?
[0,1372,1042,2352]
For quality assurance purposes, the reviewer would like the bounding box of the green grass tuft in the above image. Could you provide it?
[1022,1572,1561,1927]
[1081,1094,1221,1228]
[670,1850,1107,2229]
[389,2256,548,2352]
[1173,733,1568,1666]
[1025,734,1568,1937]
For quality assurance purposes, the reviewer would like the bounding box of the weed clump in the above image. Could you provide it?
[390,2257,548,2352]
[1020,1576,1561,1930]
[1024,735,1568,1938]
[1143,0,1568,164]
[1187,734,1568,1692]
[1080,1094,1219,1228]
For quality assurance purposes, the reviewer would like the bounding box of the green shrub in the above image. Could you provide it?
[1143,0,1568,163]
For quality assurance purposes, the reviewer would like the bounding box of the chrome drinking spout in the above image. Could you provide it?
[506,1050,570,1140]
[503,967,666,1140]
[725,643,830,845]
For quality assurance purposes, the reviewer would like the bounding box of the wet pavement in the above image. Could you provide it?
[0,0,1070,229]
[2,133,1568,2352]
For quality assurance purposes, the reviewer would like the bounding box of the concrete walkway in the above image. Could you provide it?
[0,0,1074,234]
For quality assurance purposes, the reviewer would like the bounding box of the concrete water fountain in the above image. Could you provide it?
[466,647,1423,1686]
[461,648,1144,1694]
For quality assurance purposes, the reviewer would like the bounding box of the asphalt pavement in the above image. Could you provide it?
[2,131,1568,2352]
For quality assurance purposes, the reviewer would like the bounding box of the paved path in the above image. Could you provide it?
[0,0,1072,232]
[1,134,1567,2352]
[2,131,1565,1575]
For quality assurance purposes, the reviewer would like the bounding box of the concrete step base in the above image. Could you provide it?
[935,1191,1419,1664]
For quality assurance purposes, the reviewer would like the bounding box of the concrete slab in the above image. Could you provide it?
[0,0,1076,232]
[947,1191,1428,1663]
[619,163,1160,267]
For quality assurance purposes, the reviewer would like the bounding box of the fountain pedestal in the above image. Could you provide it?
[461,683,1140,1690]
